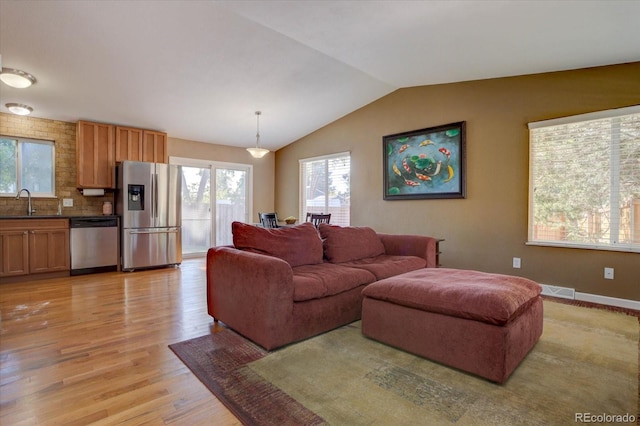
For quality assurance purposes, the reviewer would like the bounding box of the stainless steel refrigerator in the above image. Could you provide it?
[116,161,182,271]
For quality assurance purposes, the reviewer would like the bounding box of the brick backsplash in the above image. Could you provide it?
[0,113,113,216]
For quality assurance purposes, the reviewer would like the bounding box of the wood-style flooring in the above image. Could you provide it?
[0,258,241,425]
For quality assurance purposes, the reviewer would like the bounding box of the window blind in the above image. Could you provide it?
[299,152,350,226]
[527,105,640,252]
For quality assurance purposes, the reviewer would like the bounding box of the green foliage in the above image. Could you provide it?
[216,169,246,203]
[0,138,17,192]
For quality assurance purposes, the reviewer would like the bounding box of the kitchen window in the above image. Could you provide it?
[527,105,640,253]
[0,136,55,197]
[300,152,350,226]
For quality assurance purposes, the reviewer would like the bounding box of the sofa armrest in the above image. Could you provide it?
[377,233,440,268]
[206,246,295,349]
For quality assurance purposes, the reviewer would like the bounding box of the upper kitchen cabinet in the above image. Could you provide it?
[115,126,144,162]
[115,127,167,164]
[142,130,167,163]
[77,120,115,189]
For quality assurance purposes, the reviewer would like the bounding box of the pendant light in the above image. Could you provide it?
[246,111,269,159]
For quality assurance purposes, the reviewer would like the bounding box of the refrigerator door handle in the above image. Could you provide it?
[154,173,159,219]
[128,228,180,235]
[150,172,155,219]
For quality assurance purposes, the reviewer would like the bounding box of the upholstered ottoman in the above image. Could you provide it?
[361,268,543,383]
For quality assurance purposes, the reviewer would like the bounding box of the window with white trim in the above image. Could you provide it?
[528,105,640,252]
[300,152,350,226]
[0,136,55,197]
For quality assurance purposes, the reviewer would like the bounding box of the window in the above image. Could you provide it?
[528,105,640,253]
[0,136,55,197]
[300,152,350,226]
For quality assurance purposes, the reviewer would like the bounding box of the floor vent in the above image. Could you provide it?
[540,284,575,300]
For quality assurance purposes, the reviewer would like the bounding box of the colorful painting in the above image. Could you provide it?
[383,122,466,200]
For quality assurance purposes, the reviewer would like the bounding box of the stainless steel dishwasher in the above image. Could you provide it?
[70,217,119,275]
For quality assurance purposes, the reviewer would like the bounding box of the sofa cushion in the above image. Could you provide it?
[232,221,323,267]
[338,254,426,280]
[292,263,376,302]
[319,223,386,263]
[362,268,542,326]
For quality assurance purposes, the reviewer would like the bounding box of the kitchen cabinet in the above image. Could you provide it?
[29,227,70,273]
[115,127,167,164]
[115,126,144,162]
[142,130,167,163]
[0,219,70,281]
[0,230,29,276]
[77,120,115,189]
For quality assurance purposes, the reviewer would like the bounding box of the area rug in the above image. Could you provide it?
[169,299,639,425]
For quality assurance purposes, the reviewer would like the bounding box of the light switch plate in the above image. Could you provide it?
[63,198,73,207]
[512,257,521,268]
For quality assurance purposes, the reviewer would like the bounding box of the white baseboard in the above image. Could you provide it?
[575,292,640,311]
[540,283,640,311]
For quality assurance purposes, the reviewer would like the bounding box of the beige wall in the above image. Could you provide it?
[0,113,109,216]
[167,137,275,223]
[275,62,640,301]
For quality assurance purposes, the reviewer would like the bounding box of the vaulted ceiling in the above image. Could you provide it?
[1,0,638,151]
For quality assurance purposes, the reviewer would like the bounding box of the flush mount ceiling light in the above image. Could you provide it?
[246,111,270,159]
[6,103,33,116]
[0,68,37,88]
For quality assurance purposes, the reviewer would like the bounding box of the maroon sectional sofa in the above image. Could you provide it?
[206,222,439,350]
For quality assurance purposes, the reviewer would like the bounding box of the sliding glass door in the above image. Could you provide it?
[181,165,212,255]
[172,157,252,256]
[215,167,248,246]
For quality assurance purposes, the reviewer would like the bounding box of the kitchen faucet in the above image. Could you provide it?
[15,188,35,216]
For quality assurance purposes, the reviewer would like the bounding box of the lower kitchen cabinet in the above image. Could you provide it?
[0,230,29,276]
[0,218,70,281]
[29,228,70,273]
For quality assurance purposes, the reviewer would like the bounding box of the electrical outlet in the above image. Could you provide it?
[604,267,614,280]
[512,257,521,268]
[63,198,73,207]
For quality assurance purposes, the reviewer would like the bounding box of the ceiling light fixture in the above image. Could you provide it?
[6,103,34,116]
[246,111,269,159]
[0,68,37,88]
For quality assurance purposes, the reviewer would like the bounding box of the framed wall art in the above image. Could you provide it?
[383,121,466,200]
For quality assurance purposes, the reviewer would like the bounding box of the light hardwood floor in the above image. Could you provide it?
[0,258,241,425]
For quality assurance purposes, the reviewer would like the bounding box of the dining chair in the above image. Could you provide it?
[310,213,331,227]
[305,212,325,222]
[259,212,279,228]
